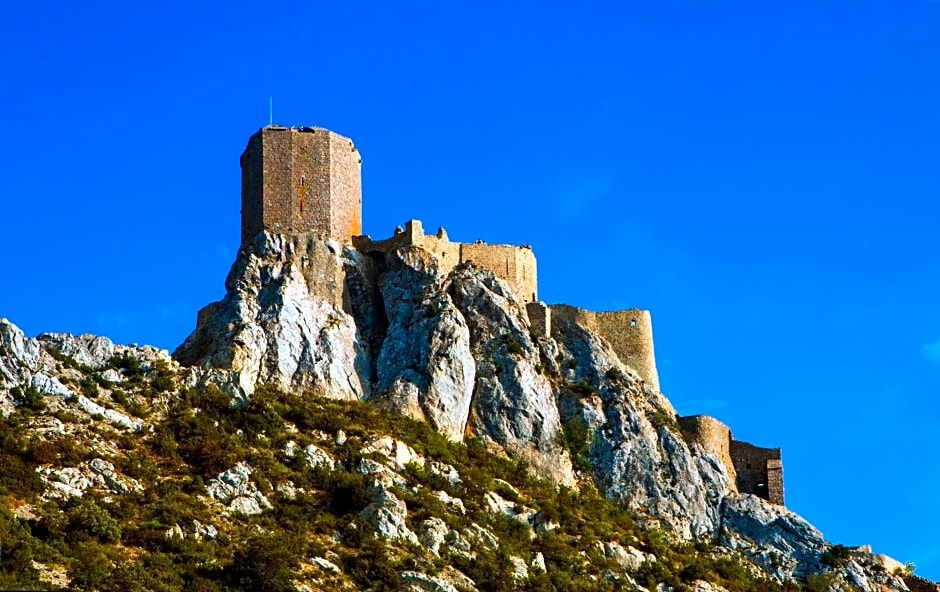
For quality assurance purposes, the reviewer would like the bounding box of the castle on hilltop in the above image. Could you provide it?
[239,124,784,505]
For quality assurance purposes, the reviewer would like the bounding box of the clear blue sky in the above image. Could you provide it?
[3,0,939,579]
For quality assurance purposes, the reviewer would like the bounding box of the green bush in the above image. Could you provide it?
[821,543,852,568]
[605,366,625,382]
[80,377,100,399]
[650,406,679,431]
[561,415,594,472]
[10,385,45,412]
[109,353,144,381]
[67,498,122,543]
[227,534,302,592]
[498,332,525,356]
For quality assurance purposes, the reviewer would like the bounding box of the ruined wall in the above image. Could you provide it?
[549,305,659,390]
[406,220,462,273]
[730,441,784,505]
[595,309,658,392]
[526,302,551,338]
[677,415,737,487]
[241,126,361,245]
[354,220,537,304]
[459,243,537,303]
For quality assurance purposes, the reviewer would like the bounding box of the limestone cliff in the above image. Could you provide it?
[169,231,916,589]
[0,230,924,591]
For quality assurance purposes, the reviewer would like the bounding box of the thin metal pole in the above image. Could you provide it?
[269,97,273,125]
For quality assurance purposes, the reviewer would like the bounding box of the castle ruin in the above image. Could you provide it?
[352,220,539,304]
[238,124,785,505]
[678,415,784,505]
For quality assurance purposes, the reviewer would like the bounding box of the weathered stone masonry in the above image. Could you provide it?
[730,440,784,505]
[549,305,659,391]
[353,220,539,304]
[678,414,785,505]
[236,123,786,506]
[241,126,361,245]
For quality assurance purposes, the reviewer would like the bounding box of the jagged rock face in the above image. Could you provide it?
[720,494,910,591]
[160,235,916,589]
[448,265,574,485]
[173,233,371,401]
[720,494,828,580]
[551,317,732,538]
[372,247,475,441]
[176,234,574,480]
[0,318,170,424]
[373,249,575,484]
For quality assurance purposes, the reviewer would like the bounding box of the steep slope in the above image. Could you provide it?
[0,230,930,591]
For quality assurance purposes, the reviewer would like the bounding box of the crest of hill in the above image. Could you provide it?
[237,124,783,507]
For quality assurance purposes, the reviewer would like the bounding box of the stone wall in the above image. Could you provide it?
[595,309,658,392]
[327,131,362,239]
[460,243,537,303]
[240,126,361,245]
[730,440,784,505]
[526,302,551,338]
[354,220,538,304]
[549,305,660,390]
[677,415,737,487]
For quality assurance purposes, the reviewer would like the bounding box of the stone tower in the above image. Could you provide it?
[240,126,362,245]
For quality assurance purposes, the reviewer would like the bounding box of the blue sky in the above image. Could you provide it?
[3,0,940,579]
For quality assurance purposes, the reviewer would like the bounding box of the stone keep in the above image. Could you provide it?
[241,126,362,245]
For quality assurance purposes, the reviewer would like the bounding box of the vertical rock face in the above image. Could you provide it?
[165,234,916,589]
[372,247,475,441]
[173,232,371,401]
[448,265,575,485]
[1,227,924,587]
[550,316,732,538]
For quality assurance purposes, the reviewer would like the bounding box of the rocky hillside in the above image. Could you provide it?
[0,231,932,591]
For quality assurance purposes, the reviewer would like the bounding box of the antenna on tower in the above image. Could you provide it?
[269,97,274,126]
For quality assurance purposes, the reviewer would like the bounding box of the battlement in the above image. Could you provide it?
[241,126,361,245]
[549,304,659,390]
[354,220,538,304]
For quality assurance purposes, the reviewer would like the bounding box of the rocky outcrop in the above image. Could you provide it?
[173,233,371,401]
[173,235,576,482]
[37,458,143,499]
[448,264,575,485]
[3,228,926,590]
[0,318,169,427]
[720,494,910,590]
[206,462,273,515]
[551,316,732,538]
[372,247,474,441]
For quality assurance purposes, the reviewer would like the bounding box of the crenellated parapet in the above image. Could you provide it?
[353,220,538,304]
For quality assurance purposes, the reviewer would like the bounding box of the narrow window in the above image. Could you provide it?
[300,176,305,186]
[630,319,637,327]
